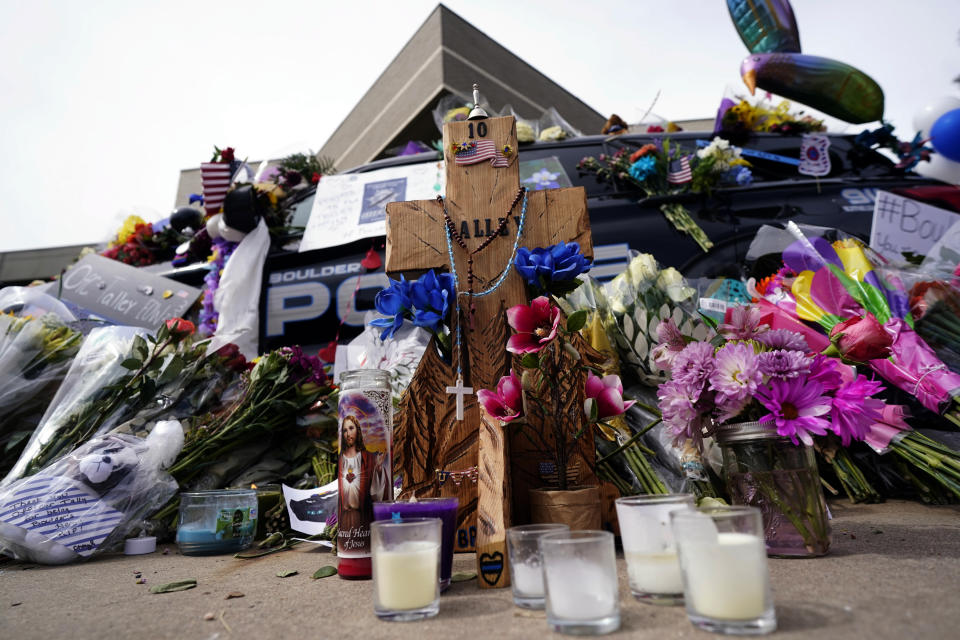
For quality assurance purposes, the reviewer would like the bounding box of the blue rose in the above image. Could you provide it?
[369,276,413,340]
[409,270,455,331]
[515,242,592,296]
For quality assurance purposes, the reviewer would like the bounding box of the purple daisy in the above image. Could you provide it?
[755,378,831,446]
[808,354,844,391]
[757,349,811,380]
[830,375,886,446]
[671,342,716,388]
[657,379,707,448]
[709,342,762,404]
[756,329,808,352]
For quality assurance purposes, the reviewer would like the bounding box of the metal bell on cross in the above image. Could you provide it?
[467,83,488,120]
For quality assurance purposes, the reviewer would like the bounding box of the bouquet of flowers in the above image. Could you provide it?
[0,312,83,473]
[2,319,205,485]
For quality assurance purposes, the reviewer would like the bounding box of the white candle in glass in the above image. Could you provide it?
[680,532,768,619]
[374,541,439,610]
[624,550,683,594]
[544,558,618,620]
[511,561,544,596]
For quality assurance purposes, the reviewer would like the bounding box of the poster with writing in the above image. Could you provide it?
[299,162,444,252]
[870,191,960,259]
[0,475,123,557]
[57,254,201,329]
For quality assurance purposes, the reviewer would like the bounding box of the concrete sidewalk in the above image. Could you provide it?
[1,500,959,640]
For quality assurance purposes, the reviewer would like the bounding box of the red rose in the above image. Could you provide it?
[829,313,892,361]
[165,317,195,338]
[311,172,321,184]
[220,147,235,163]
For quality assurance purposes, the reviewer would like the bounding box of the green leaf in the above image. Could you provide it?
[158,356,185,385]
[520,353,540,369]
[697,311,719,330]
[133,335,149,360]
[120,358,142,370]
[450,571,477,583]
[312,566,337,579]
[276,570,298,578]
[566,310,588,333]
[155,323,170,343]
[586,398,598,423]
[149,579,197,594]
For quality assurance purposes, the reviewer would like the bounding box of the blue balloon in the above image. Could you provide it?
[930,108,960,163]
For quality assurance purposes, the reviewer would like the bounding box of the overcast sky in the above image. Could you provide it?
[1,0,958,252]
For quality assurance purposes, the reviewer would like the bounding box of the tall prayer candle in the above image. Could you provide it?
[337,369,393,579]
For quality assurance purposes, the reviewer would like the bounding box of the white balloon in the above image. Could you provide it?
[913,96,960,137]
[218,217,247,242]
[914,153,960,185]
[205,213,223,239]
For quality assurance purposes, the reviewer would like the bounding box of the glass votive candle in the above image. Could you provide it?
[540,530,620,635]
[176,489,258,555]
[374,498,459,591]
[615,493,694,605]
[671,506,776,635]
[506,523,570,609]
[371,517,442,622]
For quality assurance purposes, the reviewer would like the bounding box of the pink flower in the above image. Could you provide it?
[477,370,524,422]
[828,313,893,361]
[584,373,635,420]
[756,329,808,352]
[830,375,885,446]
[506,296,561,354]
[757,349,810,379]
[807,354,843,391]
[672,342,716,388]
[718,305,769,340]
[755,378,832,446]
[709,342,762,404]
[657,379,707,447]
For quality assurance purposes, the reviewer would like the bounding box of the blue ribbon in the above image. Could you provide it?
[695,139,800,166]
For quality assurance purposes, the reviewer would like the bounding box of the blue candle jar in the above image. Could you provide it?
[176,489,258,555]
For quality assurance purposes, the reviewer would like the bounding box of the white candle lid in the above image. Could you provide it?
[124,536,157,555]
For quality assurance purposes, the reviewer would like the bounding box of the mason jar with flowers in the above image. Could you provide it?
[654,305,898,557]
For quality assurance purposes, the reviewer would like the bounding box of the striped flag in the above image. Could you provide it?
[667,155,692,184]
[200,162,233,215]
[454,139,510,167]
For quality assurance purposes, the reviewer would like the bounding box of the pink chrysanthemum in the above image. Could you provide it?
[709,342,762,404]
[830,375,886,446]
[755,378,831,446]
[657,379,707,448]
[671,341,716,388]
[757,349,811,380]
[718,305,769,340]
[756,329,808,352]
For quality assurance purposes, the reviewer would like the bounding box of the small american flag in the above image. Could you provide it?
[455,139,510,167]
[200,162,233,215]
[667,155,692,184]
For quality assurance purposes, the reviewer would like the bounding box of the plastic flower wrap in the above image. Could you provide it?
[1,320,206,486]
[604,253,711,386]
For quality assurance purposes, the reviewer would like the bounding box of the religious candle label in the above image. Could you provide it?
[0,476,124,557]
[337,387,392,558]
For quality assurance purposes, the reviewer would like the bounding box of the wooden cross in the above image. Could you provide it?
[385,115,596,588]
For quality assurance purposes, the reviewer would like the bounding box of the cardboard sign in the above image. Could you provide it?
[299,162,444,253]
[870,191,960,258]
[57,254,201,329]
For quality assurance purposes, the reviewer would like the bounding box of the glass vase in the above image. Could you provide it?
[716,421,831,558]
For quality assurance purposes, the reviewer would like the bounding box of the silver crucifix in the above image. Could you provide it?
[446,375,473,421]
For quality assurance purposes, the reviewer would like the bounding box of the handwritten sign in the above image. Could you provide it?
[0,476,123,557]
[57,254,201,329]
[299,162,444,253]
[870,191,960,258]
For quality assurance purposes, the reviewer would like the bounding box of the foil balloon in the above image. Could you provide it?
[929,108,960,163]
[726,0,800,54]
[740,53,884,123]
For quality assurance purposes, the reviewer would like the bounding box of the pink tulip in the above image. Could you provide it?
[506,296,561,354]
[477,369,524,422]
[583,372,635,420]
